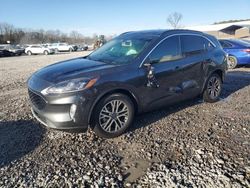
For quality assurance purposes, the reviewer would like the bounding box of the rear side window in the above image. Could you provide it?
[148,36,182,64]
[181,35,206,56]
[219,41,233,48]
[203,38,215,51]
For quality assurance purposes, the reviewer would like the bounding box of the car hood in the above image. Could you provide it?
[34,57,115,83]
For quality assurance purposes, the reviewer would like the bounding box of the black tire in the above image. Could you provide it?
[92,93,135,138]
[203,73,222,103]
[228,55,237,69]
[27,51,32,56]
[44,50,49,55]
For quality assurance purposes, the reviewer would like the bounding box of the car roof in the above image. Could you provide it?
[119,29,206,40]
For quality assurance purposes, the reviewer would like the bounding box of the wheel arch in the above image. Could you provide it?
[202,68,224,93]
[212,69,224,82]
[88,88,140,127]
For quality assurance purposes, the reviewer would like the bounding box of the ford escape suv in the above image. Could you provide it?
[28,30,227,138]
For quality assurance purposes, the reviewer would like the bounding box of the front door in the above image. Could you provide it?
[138,35,187,109]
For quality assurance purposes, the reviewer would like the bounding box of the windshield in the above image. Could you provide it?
[88,38,151,64]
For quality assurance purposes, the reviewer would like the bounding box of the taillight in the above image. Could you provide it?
[242,49,250,53]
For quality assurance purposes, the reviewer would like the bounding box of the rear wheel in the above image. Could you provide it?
[92,93,134,138]
[228,56,237,69]
[27,51,32,56]
[203,73,222,103]
[43,50,49,55]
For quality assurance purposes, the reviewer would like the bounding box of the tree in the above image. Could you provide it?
[70,30,84,43]
[167,12,183,29]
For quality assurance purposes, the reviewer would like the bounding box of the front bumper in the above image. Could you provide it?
[28,89,94,131]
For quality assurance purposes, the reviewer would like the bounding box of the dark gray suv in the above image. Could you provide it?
[28,30,227,138]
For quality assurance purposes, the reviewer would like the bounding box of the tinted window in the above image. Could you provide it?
[219,41,232,48]
[181,35,205,56]
[148,36,182,64]
[203,39,215,51]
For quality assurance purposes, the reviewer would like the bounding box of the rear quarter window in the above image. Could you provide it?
[181,35,205,56]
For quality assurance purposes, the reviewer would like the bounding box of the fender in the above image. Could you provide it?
[87,83,141,125]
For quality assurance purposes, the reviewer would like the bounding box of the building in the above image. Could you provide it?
[185,20,250,39]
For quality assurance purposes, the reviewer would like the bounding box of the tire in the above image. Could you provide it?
[203,73,222,103]
[92,93,135,138]
[227,56,237,69]
[44,50,49,55]
[27,51,32,56]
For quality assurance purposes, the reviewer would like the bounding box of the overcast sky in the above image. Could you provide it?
[0,0,249,36]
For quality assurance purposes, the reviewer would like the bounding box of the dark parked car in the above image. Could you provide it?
[6,45,25,55]
[71,45,78,51]
[219,39,250,69]
[0,45,24,56]
[28,30,227,138]
[0,49,13,57]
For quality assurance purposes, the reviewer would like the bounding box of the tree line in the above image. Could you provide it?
[0,22,107,45]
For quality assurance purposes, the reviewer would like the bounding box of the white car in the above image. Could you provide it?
[25,45,55,55]
[50,43,73,52]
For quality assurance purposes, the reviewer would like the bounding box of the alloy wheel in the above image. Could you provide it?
[228,56,237,69]
[207,76,221,99]
[99,100,129,133]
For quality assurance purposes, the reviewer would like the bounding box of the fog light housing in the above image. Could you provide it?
[70,104,77,120]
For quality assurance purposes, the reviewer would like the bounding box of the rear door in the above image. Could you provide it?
[179,35,208,98]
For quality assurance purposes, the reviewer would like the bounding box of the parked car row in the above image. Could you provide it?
[0,42,90,57]
[25,43,75,55]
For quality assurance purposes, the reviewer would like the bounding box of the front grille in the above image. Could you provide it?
[28,89,46,110]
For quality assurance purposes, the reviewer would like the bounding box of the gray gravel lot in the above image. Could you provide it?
[0,52,250,187]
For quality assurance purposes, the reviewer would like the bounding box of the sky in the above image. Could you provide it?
[0,0,249,36]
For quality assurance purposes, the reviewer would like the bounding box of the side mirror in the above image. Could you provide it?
[143,59,159,88]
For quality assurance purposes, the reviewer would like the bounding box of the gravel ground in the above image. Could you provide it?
[0,52,249,187]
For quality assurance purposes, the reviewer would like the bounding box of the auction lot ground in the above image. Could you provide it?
[0,52,249,187]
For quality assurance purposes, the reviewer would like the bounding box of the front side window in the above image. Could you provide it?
[148,36,182,64]
[181,35,205,56]
[88,38,151,64]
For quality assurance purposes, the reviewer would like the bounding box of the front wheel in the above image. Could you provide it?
[92,93,135,138]
[44,50,49,55]
[228,56,237,69]
[203,74,222,103]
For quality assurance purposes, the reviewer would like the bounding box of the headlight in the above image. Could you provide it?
[41,78,98,95]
